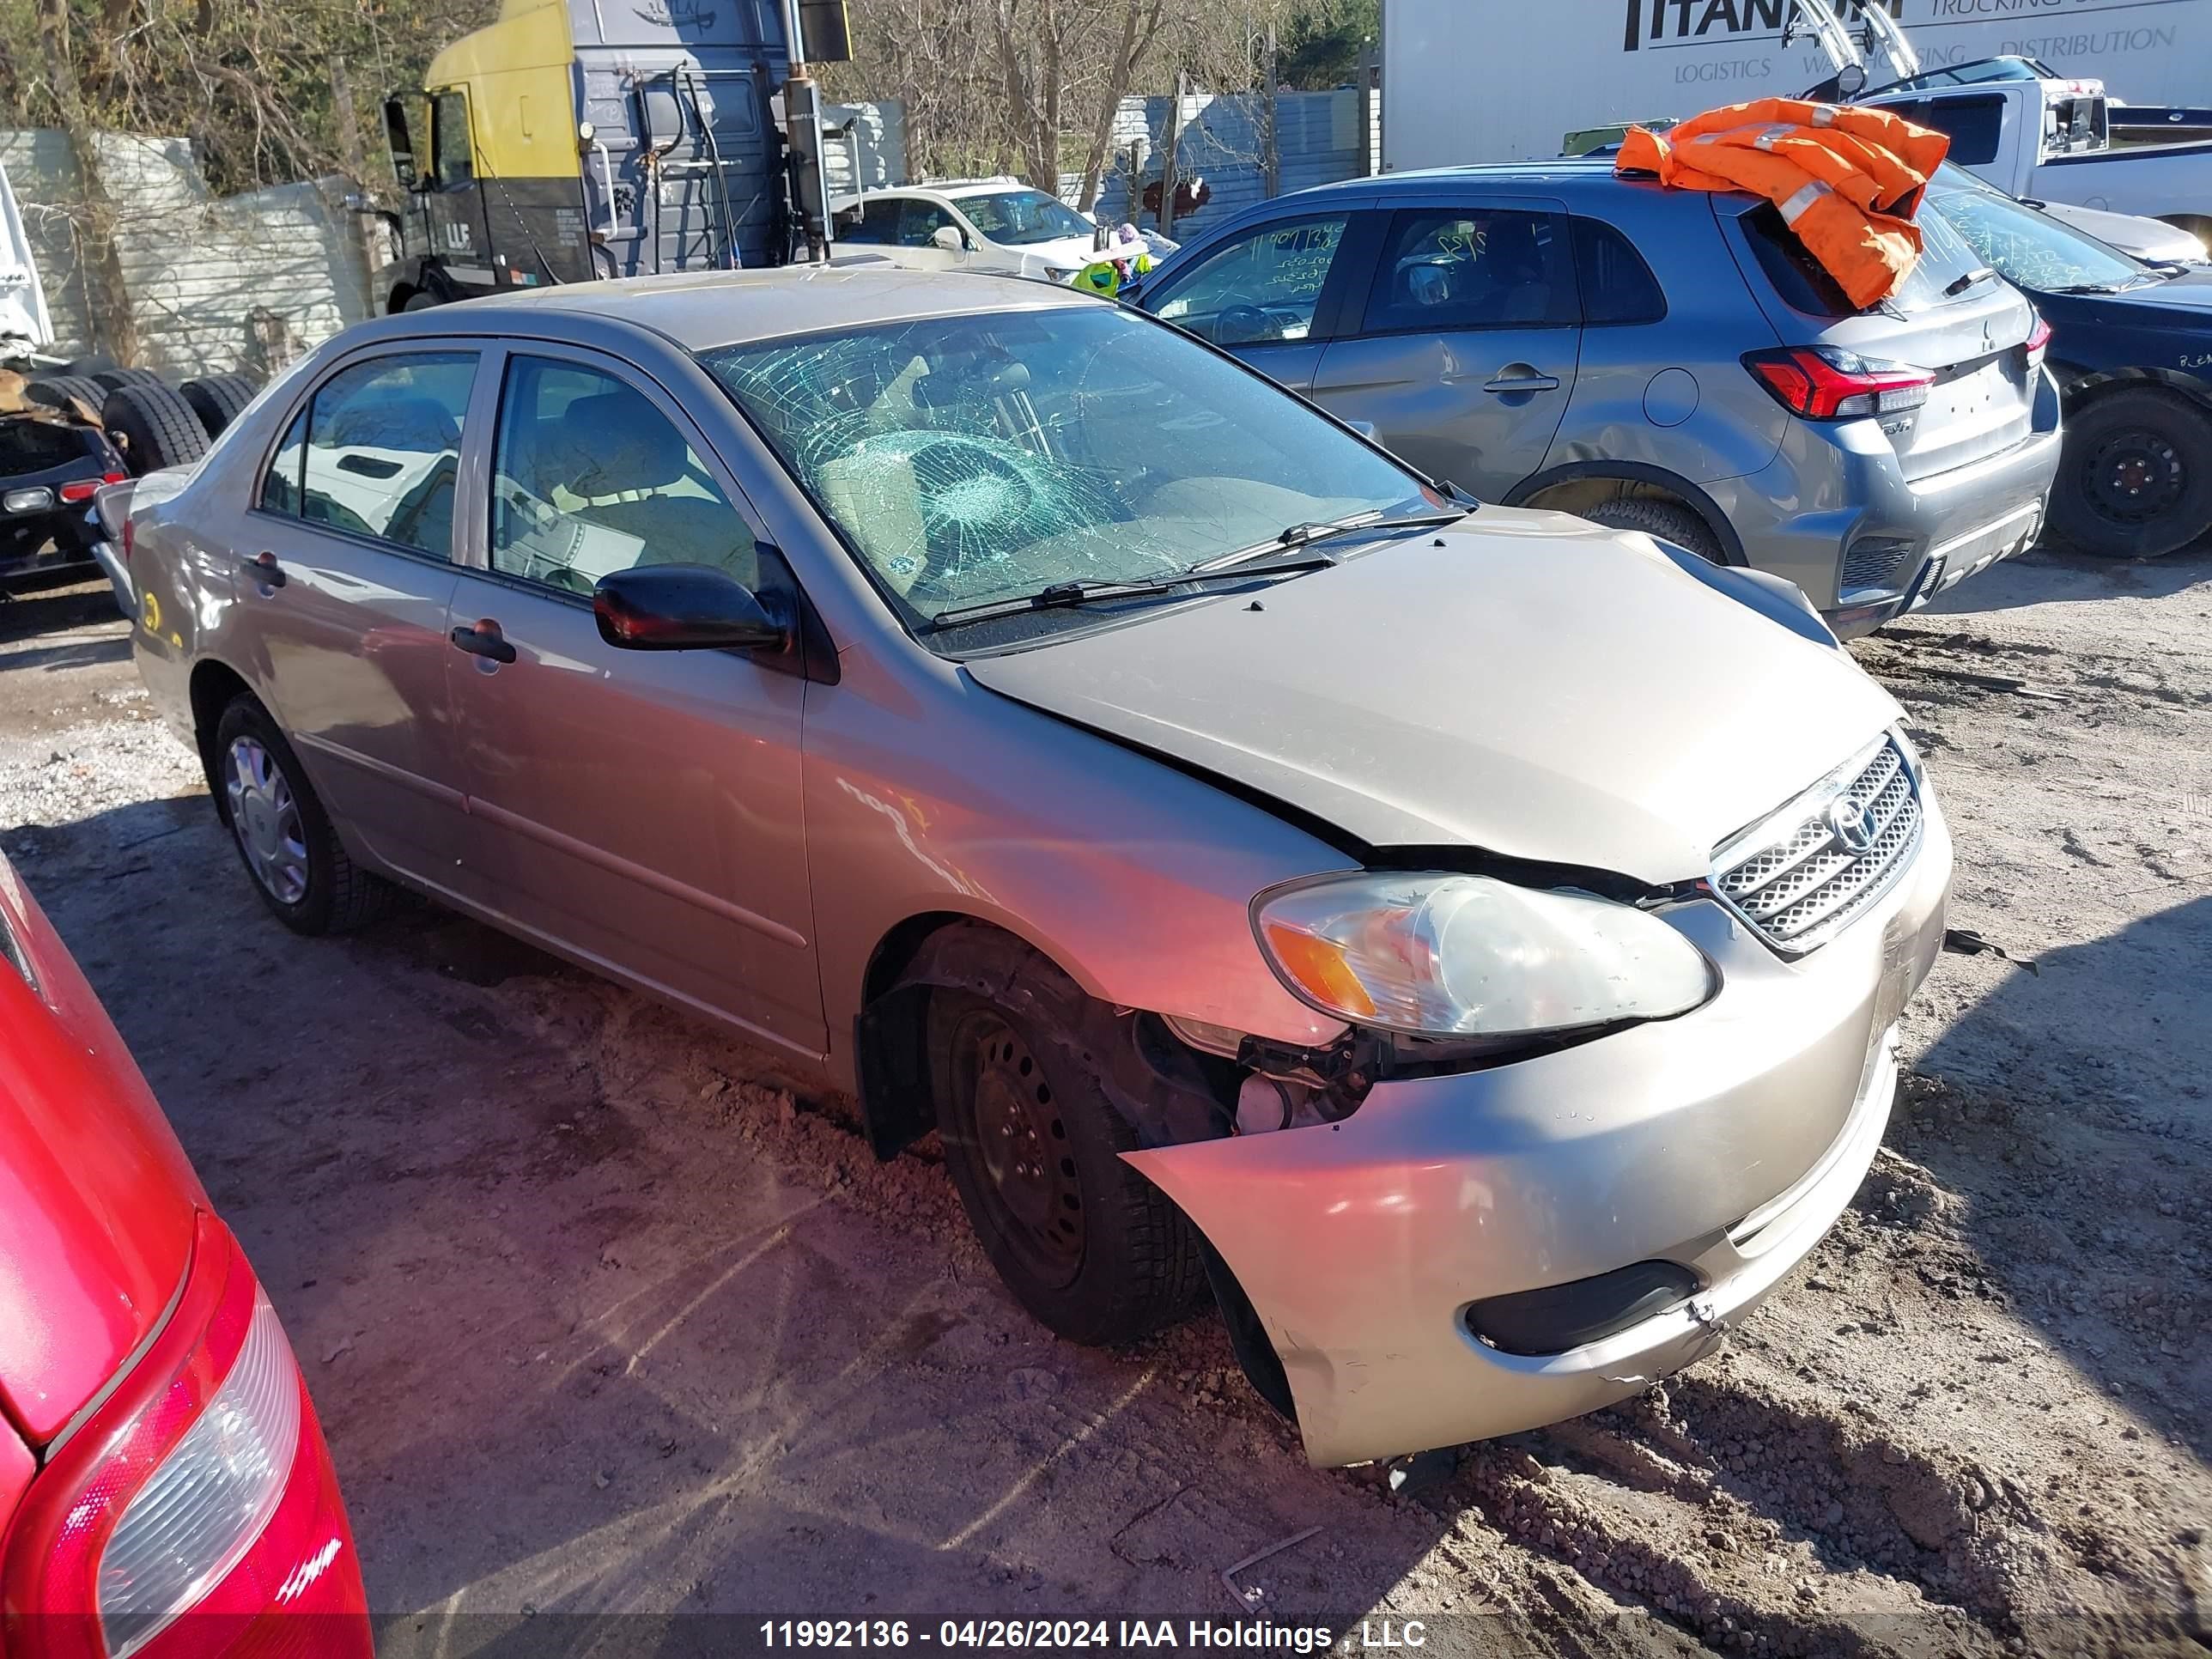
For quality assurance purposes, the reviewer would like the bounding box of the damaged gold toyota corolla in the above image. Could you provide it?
[117,265,1950,1468]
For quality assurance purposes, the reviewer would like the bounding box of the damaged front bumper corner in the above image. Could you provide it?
[1125,802,1951,1468]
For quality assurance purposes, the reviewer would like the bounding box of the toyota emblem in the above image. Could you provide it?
[1826,797,1880,854]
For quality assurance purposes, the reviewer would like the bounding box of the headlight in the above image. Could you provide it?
[1253,872,1715,1039]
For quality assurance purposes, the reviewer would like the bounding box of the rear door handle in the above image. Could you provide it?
[1482,370,1561,394]
[242,551,285,589]
[449,620,516,665]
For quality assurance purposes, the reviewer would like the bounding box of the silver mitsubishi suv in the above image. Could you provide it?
[1128,160,2063,637]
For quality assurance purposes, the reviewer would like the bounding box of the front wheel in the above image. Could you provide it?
[213,697,385,934]
[915,928,1206,1346]
[2048,387,2212,560]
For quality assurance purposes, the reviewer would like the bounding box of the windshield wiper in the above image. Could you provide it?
[1944,265,1999,296]
[926,553,1337,631]
[2049,280,2136,294]
[1192,506,1466,574]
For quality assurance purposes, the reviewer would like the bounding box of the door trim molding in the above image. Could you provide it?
[463,793,810,951]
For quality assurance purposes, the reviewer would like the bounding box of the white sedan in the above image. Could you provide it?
[830,179,1168,283]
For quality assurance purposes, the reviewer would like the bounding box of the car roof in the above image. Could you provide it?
[392,262,1097,352]
[1297,159,1632,198]
[1157,159,1750,250]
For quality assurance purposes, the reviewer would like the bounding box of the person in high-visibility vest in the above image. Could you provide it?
[1618,99,1948,309]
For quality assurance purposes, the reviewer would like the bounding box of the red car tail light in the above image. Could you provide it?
[1,1214,369,1659]
[1742,345,1936,422]
[2023,313,2052,369]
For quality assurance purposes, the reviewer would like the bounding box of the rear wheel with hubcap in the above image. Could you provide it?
[212,697,385,934]
[2050,386,2212,559]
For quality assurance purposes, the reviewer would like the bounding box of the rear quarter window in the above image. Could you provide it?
[1571,216,1666,325]
[1735,198,1989,318]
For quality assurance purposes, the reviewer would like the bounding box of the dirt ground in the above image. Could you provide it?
[2,548,2207,1659]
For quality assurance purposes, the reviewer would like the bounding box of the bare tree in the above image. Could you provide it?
[33,0,137,362]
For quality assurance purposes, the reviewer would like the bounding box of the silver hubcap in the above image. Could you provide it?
[224,737,309,906]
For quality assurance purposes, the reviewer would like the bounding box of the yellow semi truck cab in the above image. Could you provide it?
[384,0,846,309]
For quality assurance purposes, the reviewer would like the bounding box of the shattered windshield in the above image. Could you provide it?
[699,306,1425,625]
[1929,171,2149,293]
[958,190,1094,246]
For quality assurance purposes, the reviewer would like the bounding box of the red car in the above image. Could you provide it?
[0,852,370,1658]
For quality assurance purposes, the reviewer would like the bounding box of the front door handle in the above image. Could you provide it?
[242,551,285,589]
[1482,368,1561,394]
[450,619,517,665]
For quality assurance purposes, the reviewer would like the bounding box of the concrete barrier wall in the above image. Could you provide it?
[3,129,380,377]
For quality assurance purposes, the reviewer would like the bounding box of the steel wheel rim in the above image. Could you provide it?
[952,1012,1082,1288]
[2085,428,2185,526]
[223,736,310,906]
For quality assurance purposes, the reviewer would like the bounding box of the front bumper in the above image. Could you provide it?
[1128,790,1953,1468]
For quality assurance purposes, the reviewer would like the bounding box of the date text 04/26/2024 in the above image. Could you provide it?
[757,1620,1435,1651]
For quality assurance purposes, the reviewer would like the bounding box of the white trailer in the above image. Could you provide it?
[1382,0,2212,170]
[0,165,55,366]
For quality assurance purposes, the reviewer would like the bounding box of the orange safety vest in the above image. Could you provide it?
[1617,99,1950,310]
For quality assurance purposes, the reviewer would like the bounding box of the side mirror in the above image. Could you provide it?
[593,562,793,653]
[932,224,966,254]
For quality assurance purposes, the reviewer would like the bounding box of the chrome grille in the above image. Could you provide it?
[1711,736,1923,956]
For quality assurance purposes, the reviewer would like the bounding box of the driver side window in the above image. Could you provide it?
[430,91,473,190]
[1149,214,1352,346]
[489,356,757,596]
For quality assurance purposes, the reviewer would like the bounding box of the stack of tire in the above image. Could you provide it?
[21,361,265,477]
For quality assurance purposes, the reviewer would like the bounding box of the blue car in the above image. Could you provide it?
[1930,163,2212,559]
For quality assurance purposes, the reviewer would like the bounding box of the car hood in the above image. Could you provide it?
[963,508,1902,885]
[1010,233,1146,271]
[2088,267,2212,313]
[2037,199,2206,264]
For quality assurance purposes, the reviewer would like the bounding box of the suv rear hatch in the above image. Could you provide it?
[1722,196,2039,483]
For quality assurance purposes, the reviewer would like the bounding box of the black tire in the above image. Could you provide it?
[100,381,210,475]
[24,374,109,416]
[1581,495,1729,562]
[402,289,444,312]
[910,926,1206,1346]
[211,696,386,935]
[179,373,259,440]
[2048,386,2212,560]
[91,367,162,391]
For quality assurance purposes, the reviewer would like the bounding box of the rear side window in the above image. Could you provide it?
[0,419,88,471]
[1359,209,1577,334]
[1736,198,1988,318]
[1572,216,1666,325]
[263,352,477,556]
[1901,94,2005,167]
[259,410,307,514]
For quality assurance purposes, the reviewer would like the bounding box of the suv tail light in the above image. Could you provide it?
[2023,313,2052,369]
[1743,345,1936,421]
[59,473,129,506]
[1,1213,368,1659]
